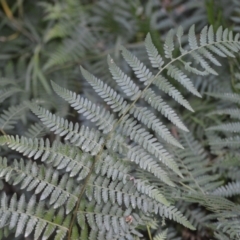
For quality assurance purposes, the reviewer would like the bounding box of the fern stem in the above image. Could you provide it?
[228,58,238,93]
[67,157,97,239]
[179,181,198,193]
[0,128,7,137]
[147,225,153,240]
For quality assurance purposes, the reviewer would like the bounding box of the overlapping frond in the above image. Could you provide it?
[213,181,240,197]
[207,108,240,120]
[0,87,21,103]
[153,229,168,240]
[51,81,116,134]
[77,200,143,239]
[0,103,27,130]
[127,146,174,186]
[85,175,194,230]
[176,202,208,232]
[107,54,189,131]
[214,215,240,240]
[208,204,240,239]
[206,92,240,104]
[0,193,70,239]
[129,106,182,148]
[118,115,182,177]
[153,75,194,112]
[24,123,47,138]
[81,66,182,148]
[28,106,105,155]
[207,122,240,133]
[166,65,201,97]
[232,0,240,34]
[44,26,97,70]
[142,88,188,131]
[208,135,240,149]
[173,132,222,194]
[207,92,240,151]
[0,157,79,214]
[0,136,92,180]
[80,66,129,115]
[107,56,142,101]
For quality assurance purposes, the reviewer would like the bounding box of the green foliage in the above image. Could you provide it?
[1,1,240,240]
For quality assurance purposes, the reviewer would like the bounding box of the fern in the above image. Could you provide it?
[1,22,240,239]
[213,181,240,197]
[0,192,70,239]
[24,123,47,138]
[0,87,22,103]
[0,103,27,131]
[153,229,168,240]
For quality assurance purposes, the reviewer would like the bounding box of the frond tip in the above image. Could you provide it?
[145,33,164,69]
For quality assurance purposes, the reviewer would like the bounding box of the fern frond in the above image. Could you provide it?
[0,193,69,239]
[0,87,21,103]
[166,65,201,97]
[121,46,155,84]
[198,49,222,67]
[109,53,194,123]
[85,175,194,230]
[153,229,168,240]
[129,34,193,111]
[214,231,231,240]
[159,205,195,230]
[215,216,240,240]
[164,29,174,59]
[0,103,27,130]
[79,68,128,115]
[190,25,221,68]
[93,150,171,206]
[1,135,172,207]
[119,115,182,177]
[127,146,175,187]
[145,33,164,69]
[188,25,198,50]
[0,136,92,180]
[24,123,47,138]
[107,56,142,101]
[143,88,188,131]
[208,135,240,149]
[0,157,79,214]
[52,82,116,134]
[213,181,240,197]
[105,133,177,190]
[28,106,104,155]
[44,26,97,70]
[206,92,240,104]
[176,202,208,232]
[173,132,222,193]
[77,200,143,239]
[94,150,130,182]
[130,106,182,148]
[207,122,240,133]
[207,108,240,120]
[153,75,194,112]
[135,179,170,206]
[184,61,209,76]
[107,56,188,134]
[81,64,183,147]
